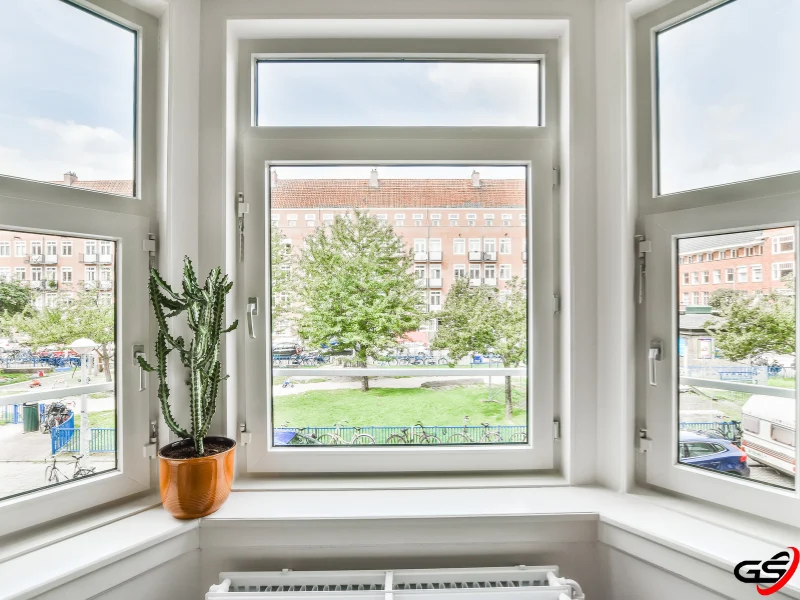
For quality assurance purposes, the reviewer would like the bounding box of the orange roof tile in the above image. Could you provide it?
[50,180,134,196]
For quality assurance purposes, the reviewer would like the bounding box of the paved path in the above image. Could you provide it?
[273,374,510,396]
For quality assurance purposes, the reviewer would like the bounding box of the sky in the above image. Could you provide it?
[0,0,135,186]
[270,165,526,180]
[0,0,798,193]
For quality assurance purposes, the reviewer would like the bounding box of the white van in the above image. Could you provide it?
[741,395,796,477]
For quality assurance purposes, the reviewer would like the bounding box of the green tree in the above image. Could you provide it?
[297,210,424,391]
[13,290,115,381]
[705,289,795,363]
[708,288,747,312]
[0,280,34,316]
[432,277,527,420]
[271,222,293,322]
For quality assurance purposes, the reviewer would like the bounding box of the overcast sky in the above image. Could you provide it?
[0,0,797,190]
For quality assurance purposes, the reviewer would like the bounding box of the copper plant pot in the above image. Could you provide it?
[158,436,236,519]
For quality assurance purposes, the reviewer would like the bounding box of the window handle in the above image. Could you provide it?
[133,345,146,392]
[649,340,662,386]
[247,297,259,339]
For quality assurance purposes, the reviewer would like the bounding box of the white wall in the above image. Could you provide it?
[89,551,200,600]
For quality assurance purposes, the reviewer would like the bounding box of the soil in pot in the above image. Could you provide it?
[160,438,233,459]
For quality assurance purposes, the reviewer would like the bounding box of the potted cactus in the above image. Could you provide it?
[138,257,238,519]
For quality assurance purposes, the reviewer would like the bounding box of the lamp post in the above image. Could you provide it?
[69,337,97,469]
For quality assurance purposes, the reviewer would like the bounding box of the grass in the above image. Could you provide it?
[768,377,796,389]
[0,372,35,387]
[72,410,115,429]
[685,377,796,422]
[273,383,527,428]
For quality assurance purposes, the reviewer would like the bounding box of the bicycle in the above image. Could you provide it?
[316,420,349,445]
[446,416,475,444]
[509,432,528,443]
[478,422,502,443]
[44,454,96,483]
[386,422,442,445]
[349,426,376,445]
[281,423,322,445]
[40,402,71,434]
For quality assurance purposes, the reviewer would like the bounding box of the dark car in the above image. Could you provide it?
[272,342,301,358]
[679,431,750,477]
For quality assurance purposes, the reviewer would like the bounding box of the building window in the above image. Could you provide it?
[468,238,481,253]
[702,271,709,284]
[502,213,512,226]
[453,239,466,254]
[500,238,511,254]
[725,268,735,283]
[453,264,466,279]
[449,214,459,226]
[413,239,427,254]
[484,214,495,226]
[323,213,334,225]
[305,214,317,227]
[0,242,8,257]
[429,291,441,306]
[702,291,710,305]
[681,292,689,305]
[752,264,763,282]
[46,241,57,256]
[61,267,72,283]
[691,272,698,285]
[287,214,297,227]
[0,0,137,196]
[30,267,42,282]
[271,214,280,223]
[394,214,405,226]
[14,267,25,281]
[484,264,496,280]
[682,272,690,285]
[692,291,699,305]
[14,241,25,257]
[466,213,477,226]
[30,241,42,257]
[772,234,795,254]
[430,213,441,226]
[499,264,512,280]
[772,261,795,281]
[737,266,747,283]
[61,241,72,256]
[484,238,496,253]
[712,270,721,284]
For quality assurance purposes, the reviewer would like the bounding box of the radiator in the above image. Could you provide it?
[207,566,585,599]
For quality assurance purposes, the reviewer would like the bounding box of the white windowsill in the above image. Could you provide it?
[1,485,798,598]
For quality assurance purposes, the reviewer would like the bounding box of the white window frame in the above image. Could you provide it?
[453,239,466,255]
[241,48,554,475]
[14,267,25,281]
[0,0,156,538]
[0,241,8,257]
[751,264,762,283]
[453,264,466,279]
[14,241,25,257]
[772,261,795,281]
[712,270,720,284]
[737,265,747,283]
[499,264,512,280]
[499,238,511,254]
[61,266,73,283]
[773,234,795,255]
[61,240,72,256]
[638,0,800,525]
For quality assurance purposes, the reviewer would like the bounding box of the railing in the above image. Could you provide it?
[0,404,21,424]
[428,304,442,312]
[275,424,527,445]
[467,250,482,261]
[680,376,794,399]
[98,253,113,264]
[679,420,741,441]
[81,253,98,264]
[51,426,116,454]
[98,280,113,290]
[428,278,443,288]
[413,251,428,261]
[428,250,443,262]
[483,251,497,261]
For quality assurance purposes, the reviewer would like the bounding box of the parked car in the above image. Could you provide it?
[679,430,750,477]
[272,342,302,358]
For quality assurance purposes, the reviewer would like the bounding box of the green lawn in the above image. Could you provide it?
[0,372,36,387]
[768,377,796,389]
[73,410,115,428]
[274,383,527,428]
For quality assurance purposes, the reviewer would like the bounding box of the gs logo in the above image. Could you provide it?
[734,547,799,596]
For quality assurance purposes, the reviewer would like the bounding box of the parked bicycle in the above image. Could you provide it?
[44,454,96,483]
[385,422,442,445]
[40,402,71,434]
[445,417,503,444]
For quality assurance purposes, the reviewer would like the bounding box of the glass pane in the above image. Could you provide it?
[0,0,136,195]
[256,61,540,126]
[677,228,796,490]
[269,165,529,446]
[657,0,800,194]
[0,230,117,501]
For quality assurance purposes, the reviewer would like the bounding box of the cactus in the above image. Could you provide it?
[138,257,238,455]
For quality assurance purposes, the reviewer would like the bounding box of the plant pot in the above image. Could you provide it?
[158,436,236,519]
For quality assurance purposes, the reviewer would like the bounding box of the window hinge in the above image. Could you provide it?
[552,168,560,189]
[635,234,652,304]
[638,428,653,453]
[239,422,252,445]
[143,420,158,458]
[143,234,156,269]
[237,192,249,263]
[553,419,561,440]
[553,294,561,315]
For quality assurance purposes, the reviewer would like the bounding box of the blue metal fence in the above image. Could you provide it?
[679,420,741,441]
[275,425,527,445]
[50,424,116,454]
[0,404,21,424]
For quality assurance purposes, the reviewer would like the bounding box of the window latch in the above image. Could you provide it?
[649,340,662,386]
[636,235,652,304]
[237,192,249,262]
[638,428,653,453]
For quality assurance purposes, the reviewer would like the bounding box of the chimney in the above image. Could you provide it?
[271,170,278,187]
[471,170,481,188]
[64,171,78,186]
[369,168,379,188]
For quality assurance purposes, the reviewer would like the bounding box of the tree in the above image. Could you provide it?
[705,289,795,363]
[432,277,527,420]
[0,280,34,317]
[297,210,424,391]
[708,288,747,312]
[12,290,115,381]
[271,222,293,322]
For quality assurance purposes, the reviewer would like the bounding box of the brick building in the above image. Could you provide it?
[270,170,527,340]
[677,227,795,308]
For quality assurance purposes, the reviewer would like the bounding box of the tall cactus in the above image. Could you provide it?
[138,257,238,455]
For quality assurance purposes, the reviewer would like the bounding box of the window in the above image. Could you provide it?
[45,266,56,281]
[0,0,137,196]
[271,214,280,223]
[690,272,698,285]
[61,241,72,256]
[692,291,699,305]
[772,234,795,254]
[702,271,709,284]
[323,213,334,225]
[499,264,512,280]
[14,267,25,281]
[500,238,511,254]
[772,261,794,281]
[431,214,441,226]
[656,0,800,194]
[742,415,760,435]
[14,241,25,257]
[305,214,317,227]
[485,214,494,226]
[449,214,459,226]
[702,291,709,305]
[752,264,763,282]
[30,267,42,282]
[256,159,546,474]
[45,241,57,256]
[256,61,541,127]
[30,241,42,257]
[61,267,72,283]
[0,242,8,257]
[287,214,298,227]
[712,270,721,284]
[737,266,748,283]
[682,272,690,285]
[394,214,405,226]
[771,425,796,448]
[705,253,712,262]
[502,214,512,226]
[725,268,735,283]
[681,292,689,305]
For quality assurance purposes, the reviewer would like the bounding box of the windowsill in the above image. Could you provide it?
[2,484,798,598]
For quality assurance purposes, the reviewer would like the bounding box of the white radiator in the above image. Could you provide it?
[207,566,585,600]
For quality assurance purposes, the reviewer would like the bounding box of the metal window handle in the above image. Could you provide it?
[133,345,146,392]
[649,340,662,386]
[247,297,259,339]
